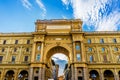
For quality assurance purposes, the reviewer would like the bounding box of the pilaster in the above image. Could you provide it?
[29,67,33,80]
[83,67,88,80]
[38,67,42,80]
[40,42,44,62]
[81,42,85,62]
[74,67,78,80]
[14,69,18,80]
[31,42,36,62]
[100,69,104,80]
[1,69,5,80]
[42,67,45,80]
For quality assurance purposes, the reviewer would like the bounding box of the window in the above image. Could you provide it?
[14,48,17,52]
[114,47,118,51]
[100,38,104,43]
[3,40,6,44]
[0,56,3,62]
[37,46,41,51]
[117,55,120,62]
[15,40,18,44]
[27,40,30,44]
[103,55,107,62]
[88,47,92,52]
[101,47,105,52]
[90,55,94,62]
[24,56,28,62]
[12,56,16,62]
[26,48,29,52]
[113,38,117,43]
[76,45,80,50]
[88,39,91,44]
[76,54,81,61]
[2,48,4,52]
[36,54,40,61]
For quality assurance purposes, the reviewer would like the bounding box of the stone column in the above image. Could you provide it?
[38,67,42,80]
[74,67,78,80]
[83,67,88,80]
[100,69,104,80]
[29,67,33,80]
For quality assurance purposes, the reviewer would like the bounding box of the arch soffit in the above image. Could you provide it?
[89,69,100,75]
[5,70,15,74]
[18,69,29,75]
[44,43,72,62]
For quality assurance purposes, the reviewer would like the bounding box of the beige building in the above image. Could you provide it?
[0,19,120,80]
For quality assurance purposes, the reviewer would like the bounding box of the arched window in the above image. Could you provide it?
[117,55,120,62]
[88,39,91,44]
[37,46,41,51]
[36,54,40,61]
[90,55,94,62]
[100,38,104,43]
[113,38,117,43]
[88,47,92,52]
[114,47,118,51]
[103,55,107,62]
[101,48,105,52]
[76,53,81,61]
[76,45,80,50]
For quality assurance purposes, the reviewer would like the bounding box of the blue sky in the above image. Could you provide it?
[0,0,120,76]
[0,0,119,32]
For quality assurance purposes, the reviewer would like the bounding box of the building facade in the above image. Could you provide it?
[0,19,120,80]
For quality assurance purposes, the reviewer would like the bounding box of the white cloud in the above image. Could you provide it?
[61,0,69,5]
[62,15,67,19]
[62,0,120,31]
[96,11,120,31]
[21,0,32,9]
[52,53,68,61]
[36,0,46,17]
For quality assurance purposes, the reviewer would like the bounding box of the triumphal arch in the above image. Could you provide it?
[30,19,86,80]
[1,19,120,80]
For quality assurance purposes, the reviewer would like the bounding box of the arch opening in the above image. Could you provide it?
[89,70,99,80]
[5,70,14,80]
[45,46,70,80]
[104,70,114,80]
[18,70,28,80]
[119,71,120,79]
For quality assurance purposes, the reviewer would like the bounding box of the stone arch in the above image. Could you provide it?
[0,71,1,78]
[18,70,29,80]
[118,71,120,79]
[104,70,114,80]
[44,43,72,63]
[45,46,70,66]
[89,70,100,80]
[4,70,15,80]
